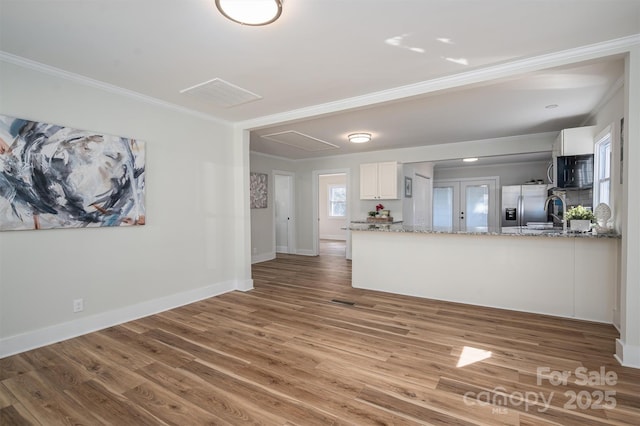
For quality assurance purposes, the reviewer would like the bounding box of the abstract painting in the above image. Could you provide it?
[0,114,146,231]
[250,172,268,209]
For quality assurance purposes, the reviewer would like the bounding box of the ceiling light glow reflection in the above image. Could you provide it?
[384,34,424,54]
[444,57,469,66]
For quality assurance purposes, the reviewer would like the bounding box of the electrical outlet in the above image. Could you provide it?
[73,298,84,313]
[252,247,257,254]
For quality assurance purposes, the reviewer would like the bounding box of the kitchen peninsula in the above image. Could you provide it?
[349,224,620,324]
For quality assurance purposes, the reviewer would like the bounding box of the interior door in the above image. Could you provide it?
[274,174,293,253]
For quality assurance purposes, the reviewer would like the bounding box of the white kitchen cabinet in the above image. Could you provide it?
[553,125,596,156]
[550,125,596,186]
[360,161,398,199]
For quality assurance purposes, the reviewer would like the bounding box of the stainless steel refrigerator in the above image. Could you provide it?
[501,184,548,228]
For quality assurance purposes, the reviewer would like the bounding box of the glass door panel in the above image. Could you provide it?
[433,183,459,231]
[462,183,489,232]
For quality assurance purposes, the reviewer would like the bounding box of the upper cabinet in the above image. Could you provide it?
[360,161,399,199]
[553,125,596,156]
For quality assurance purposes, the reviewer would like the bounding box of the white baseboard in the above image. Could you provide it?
[236,278,254,292]
[275,245,288,253]
[320,235,347,241]
[0,280,237,358]
[615,338,640,369]
[296,249,316,256]
[252,251,275,264]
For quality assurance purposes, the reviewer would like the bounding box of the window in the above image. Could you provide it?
[328,184,346,217]
[594,127,612,207]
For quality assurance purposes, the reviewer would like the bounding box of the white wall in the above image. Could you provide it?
[319,174,347,240]
[402,162,434,227]
[592,85,625,330]
[248,153,295,262]
[0,60,243,356]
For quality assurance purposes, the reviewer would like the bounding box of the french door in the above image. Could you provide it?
[433,178,498,232]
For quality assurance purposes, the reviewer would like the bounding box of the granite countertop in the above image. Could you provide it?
[346,223,621,239]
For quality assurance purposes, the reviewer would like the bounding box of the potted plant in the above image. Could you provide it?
[565,205,595,232]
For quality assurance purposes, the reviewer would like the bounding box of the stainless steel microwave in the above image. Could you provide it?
[556,154,594,188]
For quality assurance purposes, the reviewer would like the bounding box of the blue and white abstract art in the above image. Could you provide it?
[0,114,146,231]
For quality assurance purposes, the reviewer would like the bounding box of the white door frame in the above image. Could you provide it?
[273,170,296,254]
[312,168,351,258]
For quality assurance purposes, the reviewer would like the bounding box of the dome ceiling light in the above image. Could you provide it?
[215,0,283,26]
[348,133,372,144]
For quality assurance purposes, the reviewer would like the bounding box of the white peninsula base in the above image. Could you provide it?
[351,231,620,324]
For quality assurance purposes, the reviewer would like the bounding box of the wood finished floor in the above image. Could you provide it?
[2,248,640,425]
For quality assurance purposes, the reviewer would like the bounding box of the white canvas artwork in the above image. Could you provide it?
[0,114,146,231]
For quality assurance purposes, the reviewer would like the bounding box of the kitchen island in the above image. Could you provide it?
[349,224,620,323]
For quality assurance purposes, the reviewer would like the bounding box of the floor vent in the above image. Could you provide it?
[331,299,355,306]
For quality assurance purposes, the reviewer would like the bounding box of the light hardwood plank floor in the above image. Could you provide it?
[319,239,346,257]
[1,253,639,425]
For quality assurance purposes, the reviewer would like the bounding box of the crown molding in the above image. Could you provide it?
[238,34,640,131]
[0,50,229,125]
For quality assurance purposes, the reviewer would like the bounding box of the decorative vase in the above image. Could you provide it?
[570,220,591,232]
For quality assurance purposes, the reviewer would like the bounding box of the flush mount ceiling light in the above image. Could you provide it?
[215,0,283,26]
[463,157,479,163]
[348,133,371,144]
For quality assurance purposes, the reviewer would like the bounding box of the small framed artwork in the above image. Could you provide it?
[404,176,412,198]
[250,172,268,209]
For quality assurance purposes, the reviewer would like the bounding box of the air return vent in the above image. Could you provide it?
[179,78,262,108]
[261,131,339,152]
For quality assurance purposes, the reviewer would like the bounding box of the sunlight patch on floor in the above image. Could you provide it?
[456,346,492,367]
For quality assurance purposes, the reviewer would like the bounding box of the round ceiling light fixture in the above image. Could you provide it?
[462,157,479,163]
[215,0,283,26]
[348,133,372,144]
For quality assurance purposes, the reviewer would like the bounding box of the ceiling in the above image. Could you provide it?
[1,1,639,160]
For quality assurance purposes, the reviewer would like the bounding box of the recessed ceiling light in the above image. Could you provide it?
[215,0,283,26]
[348,133,371,143]
[463,157,479,162]
[545,104,559,109]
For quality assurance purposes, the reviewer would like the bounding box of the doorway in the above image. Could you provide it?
[312,169,350,258]
[274,171,295,254]
[433,177,499,232]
